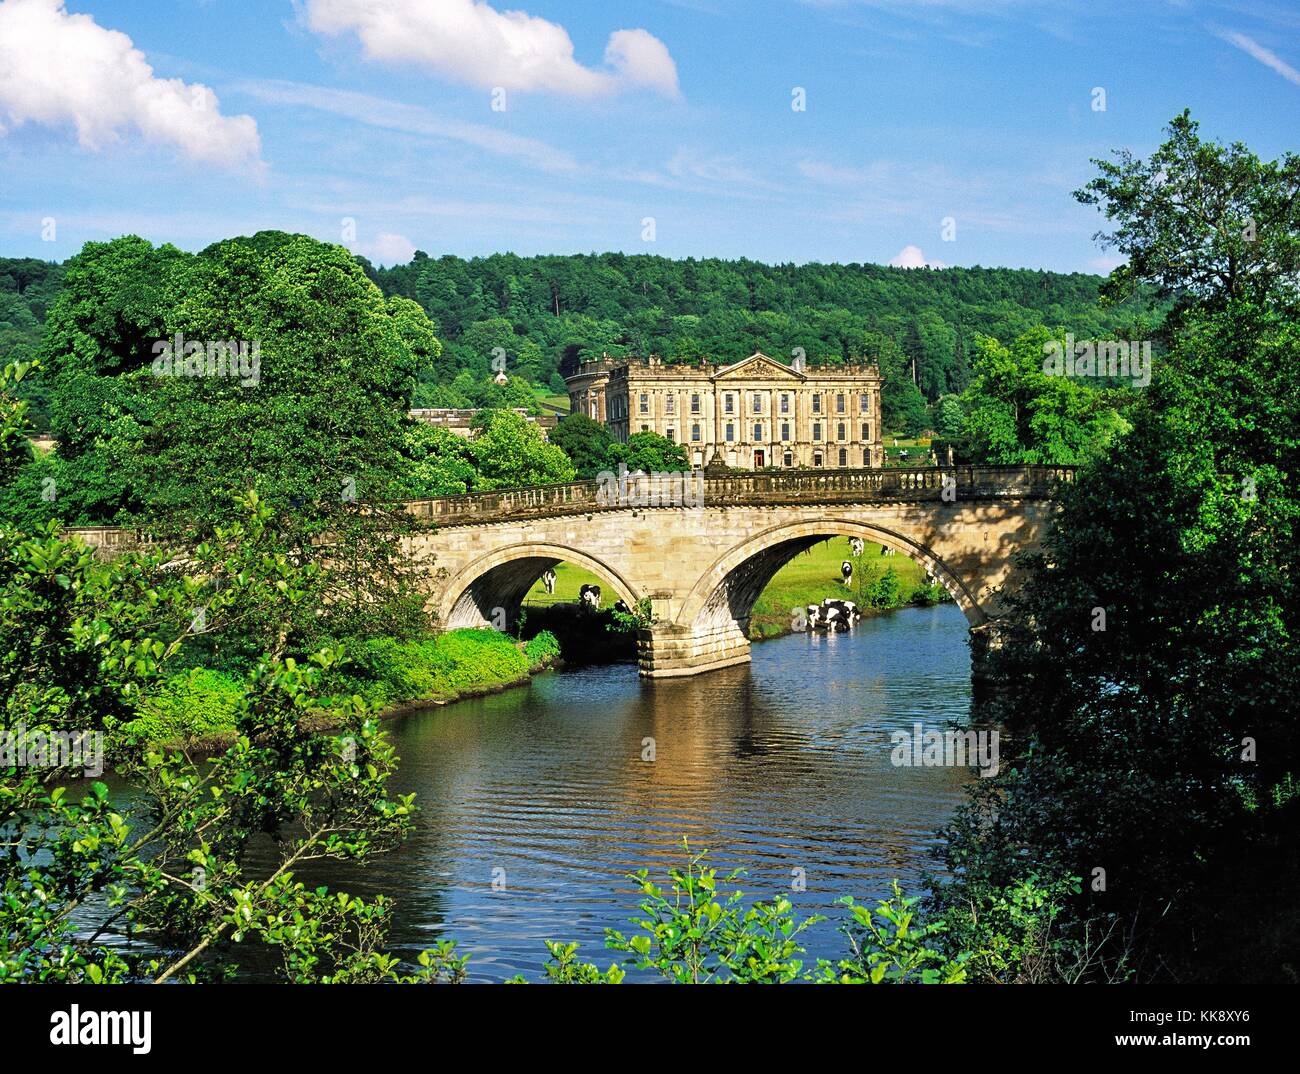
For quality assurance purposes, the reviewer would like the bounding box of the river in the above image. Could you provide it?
[290,602,977,982]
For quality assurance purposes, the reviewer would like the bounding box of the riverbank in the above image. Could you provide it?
[124,628,563,749]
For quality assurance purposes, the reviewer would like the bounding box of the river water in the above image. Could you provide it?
[303,602,976,982]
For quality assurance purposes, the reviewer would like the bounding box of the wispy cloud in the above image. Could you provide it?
[1212,27,1300,86]
[238,79,578,174]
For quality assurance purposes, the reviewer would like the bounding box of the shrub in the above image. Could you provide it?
[523,630,561,667]
[128,668,247,744]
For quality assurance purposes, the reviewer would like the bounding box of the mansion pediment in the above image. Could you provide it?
[711,351,806,382]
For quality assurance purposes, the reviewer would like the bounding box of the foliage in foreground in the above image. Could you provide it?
[507,843,1082,985]
[933,112,1300,983]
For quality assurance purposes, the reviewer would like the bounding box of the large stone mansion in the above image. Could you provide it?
[564,351,884,470]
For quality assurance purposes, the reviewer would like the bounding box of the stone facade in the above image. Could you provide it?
[565,352,884,470]
[409,407,557,440]
[404,465,1072,677]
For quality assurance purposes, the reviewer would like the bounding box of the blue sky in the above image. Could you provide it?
[1,0,1297,272]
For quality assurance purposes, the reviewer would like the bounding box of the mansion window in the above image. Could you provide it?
[752,392,763,413]
[666,395,675,415]
[691,423,701,442]
[753,423,763,441]
[780,395,790,414]
[812,394,822,414]
[812,422,822,441]
[724,394,735,414]
[639,393,648,414]
[859,392,870,414]
[839,448,848,466]
[837,422,846,441]
[691,394,701,414]
[783,451,793,467]
[725,423,735,442]
[781,421,790,442]
[863,449,871,466]
[861,422,870,440]
[813,452,823,467]
[666,428,675,442]
[836,393,845,413]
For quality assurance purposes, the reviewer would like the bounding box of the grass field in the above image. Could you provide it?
[523,538,935,640]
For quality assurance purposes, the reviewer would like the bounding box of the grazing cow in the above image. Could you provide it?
[541,568,557,595]
[579,583,602,609]
[805,604,821,630]
[924,570,936,588]
[821,598,859,631]
[840,560,854,586]
[849,537,865,557]
[613,599,630,615]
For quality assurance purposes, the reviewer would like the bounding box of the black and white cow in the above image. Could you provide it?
[848,537,865,557]
[579,583,602,609]
[541,568,557,595]
[821,597,860,631]
[840,560,854,586]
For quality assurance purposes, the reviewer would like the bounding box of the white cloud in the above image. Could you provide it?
[1213,28,1300,87]
[604,29,680,98]
[241,79,577,173]
[0,0,260,165]
[359,231,416,266]
[302,0,680,98]
[889,244,946,269]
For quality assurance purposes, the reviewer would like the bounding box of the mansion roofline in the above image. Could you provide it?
[565,351,882,383]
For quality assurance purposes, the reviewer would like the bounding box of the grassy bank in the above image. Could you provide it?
[126,629,562,746]
[748,538,951,638]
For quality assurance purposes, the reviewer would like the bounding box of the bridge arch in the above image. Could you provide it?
[675,518,986,636]
[436,542,642,630]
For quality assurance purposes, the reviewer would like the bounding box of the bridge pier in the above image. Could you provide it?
[637,621,752,678]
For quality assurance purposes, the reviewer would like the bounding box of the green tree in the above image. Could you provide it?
[0,483,466,983]
[400,423,480,497]
[959,327,1128,465]
[606,430,689,473]
[550,412,617,478]
[1076,110,1300,311]
[471,409,576,489]
[937,116,1300,983]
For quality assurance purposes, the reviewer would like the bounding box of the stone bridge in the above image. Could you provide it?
[69,465,1073,679]
[404,465,1073,678]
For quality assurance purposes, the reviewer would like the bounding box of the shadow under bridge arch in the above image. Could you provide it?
[437,543,642,631]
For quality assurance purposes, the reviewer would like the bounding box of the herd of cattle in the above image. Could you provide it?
[537,537,932,629]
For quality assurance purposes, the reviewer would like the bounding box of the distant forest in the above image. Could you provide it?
[2,248,1159,434]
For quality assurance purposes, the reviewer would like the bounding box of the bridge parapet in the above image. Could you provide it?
[406,465,1074,528]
